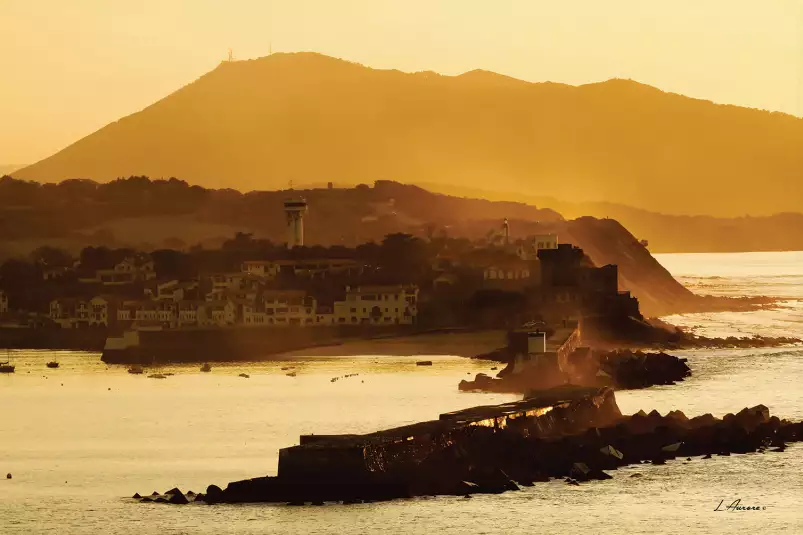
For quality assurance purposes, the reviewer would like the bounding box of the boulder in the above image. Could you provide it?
[733,405,770,431]
[151,491,160,496]
[570,462,591,481]
[205,484,224,504]
[154,497,168,503]
[140,497,153,503]
[132,493,141,499]
[689,414,718,429]
[165,487,182,496]
[470,468,519,494]
[168,491,189,505]
[666,410,689,426]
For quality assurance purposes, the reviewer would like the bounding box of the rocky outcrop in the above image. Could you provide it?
[460,349,691,393]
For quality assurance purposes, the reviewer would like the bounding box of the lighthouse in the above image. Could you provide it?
[284,198,308,248]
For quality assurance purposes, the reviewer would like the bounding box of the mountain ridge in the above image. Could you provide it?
[14,52,803,217]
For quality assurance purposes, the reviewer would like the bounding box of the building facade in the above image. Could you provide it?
[333,285,418,325]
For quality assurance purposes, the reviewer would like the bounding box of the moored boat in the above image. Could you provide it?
[1,350,14,373]
[46,361,60,369]
[200,363,212,373]
[128,365,144,374]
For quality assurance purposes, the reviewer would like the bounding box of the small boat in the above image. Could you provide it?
[1,350,14,373]
[286,371,297,377]
[46,361,60,369]
[416,360,433,366]
[127,365,144,374]
[200,363,212,373]
[238,373,250,378]
[147,373,167,379]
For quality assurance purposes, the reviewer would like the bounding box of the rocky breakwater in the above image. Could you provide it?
[132,386,803,505]
[460,349,691,393]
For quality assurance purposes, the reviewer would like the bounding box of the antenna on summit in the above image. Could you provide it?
[227,48,234,62]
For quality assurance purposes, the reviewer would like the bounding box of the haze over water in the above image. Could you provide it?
[2,251,802,534]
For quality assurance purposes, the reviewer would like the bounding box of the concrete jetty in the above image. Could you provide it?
[134,386,803,505]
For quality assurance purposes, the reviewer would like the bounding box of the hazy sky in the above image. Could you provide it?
[2,0,802,164]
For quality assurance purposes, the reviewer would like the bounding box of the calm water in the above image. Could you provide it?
[2,251,802,534]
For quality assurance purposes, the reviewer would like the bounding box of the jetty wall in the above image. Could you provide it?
[277,386,620,481]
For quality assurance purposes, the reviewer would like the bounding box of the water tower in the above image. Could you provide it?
[284,198,308,248]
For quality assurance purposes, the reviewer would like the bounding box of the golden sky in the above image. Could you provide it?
[2,0,802,164]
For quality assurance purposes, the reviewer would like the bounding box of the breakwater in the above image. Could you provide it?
[133,386,803,505]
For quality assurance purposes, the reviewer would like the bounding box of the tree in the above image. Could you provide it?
[151,249,194,280]
[29,246,72,267]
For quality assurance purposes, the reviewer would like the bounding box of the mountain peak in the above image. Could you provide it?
[13,53,803,217]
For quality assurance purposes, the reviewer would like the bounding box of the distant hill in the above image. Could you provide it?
[0,164,24,175]
[13,52,803,218]
[422,183,803,254]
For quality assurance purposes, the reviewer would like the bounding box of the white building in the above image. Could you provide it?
[518,234,558,261]
[199,301,237,327]
[241,261,280,279]
[88,295,120,326]
[85,255,157,285]
[483,259,531,282]
[243,290,319,327]
[156,280,198,302]
[49,298,91,328]
[333,285,418,325]
[177,301,201,327]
